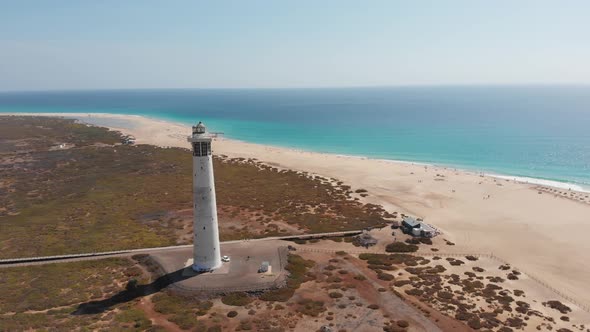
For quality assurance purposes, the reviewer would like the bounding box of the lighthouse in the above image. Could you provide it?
[187,122,222,271]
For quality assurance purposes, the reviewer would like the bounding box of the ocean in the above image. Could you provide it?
[1,86,590,191]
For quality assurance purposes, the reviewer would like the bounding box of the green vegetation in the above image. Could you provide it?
[260,254,315,302]
[359,253,422,267]
[221,292,253,306]
[385,242,419,253]
[377,272,394,281]
[0,257,153,331]
[1,116,414,332]
[115,307,152,330]
[152,291,212,330]
[1,116,391,258]
[543,300,572,314]
[397,320,409,328]
[0,258,139,313]
[215,157,390,236]
[0,117,190,257]
[329,291,343,298]
[152,291,212,316]
[0,116,121,149]
[296,299,326,317]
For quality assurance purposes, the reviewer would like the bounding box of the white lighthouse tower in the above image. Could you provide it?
[187,122,222,272]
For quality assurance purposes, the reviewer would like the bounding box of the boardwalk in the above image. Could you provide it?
[0,230,363,267]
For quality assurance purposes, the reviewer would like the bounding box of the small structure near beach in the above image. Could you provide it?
[401,216,437,238]
[121,135,135,145]
[354,231,378,248]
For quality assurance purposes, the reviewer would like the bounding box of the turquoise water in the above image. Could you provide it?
[1,86,590,189]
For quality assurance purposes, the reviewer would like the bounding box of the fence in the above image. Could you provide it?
[296,246,590,313]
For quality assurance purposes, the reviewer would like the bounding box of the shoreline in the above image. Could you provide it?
[4,112,590,307]
[3,111,589,193]
[138,113,590,193]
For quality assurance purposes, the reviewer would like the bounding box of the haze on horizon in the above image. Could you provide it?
[1,0,589,91]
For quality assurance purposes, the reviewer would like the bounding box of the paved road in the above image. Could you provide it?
[0,230,363,268]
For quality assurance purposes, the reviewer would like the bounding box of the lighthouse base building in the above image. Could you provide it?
[187,122,222,272]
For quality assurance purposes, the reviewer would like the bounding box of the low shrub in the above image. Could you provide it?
[455,311,472,321]
[326,276,342,283]
[397,320,409,328]
[393,280,411,287]
[385,242,418,253]
[261,254,315,302]
[405,288,424,296]
[467,317,482,329]
[437,291,453,300]
[329,292,343,299]
[227,311,238,318]
[507,273,519,280]
[296,299,326,317]
[419,238,433,245]
[543,300,572,314]
[448,259,465,266]
[260,288,293,302]
[378,273,394,281]
[221,292,253,306]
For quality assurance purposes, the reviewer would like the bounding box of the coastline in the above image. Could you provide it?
[4,112,590,308]
[3,111,588,193]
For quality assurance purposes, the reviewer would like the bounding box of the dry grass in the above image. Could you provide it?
[1,116,391,258]
[0,257,152,331]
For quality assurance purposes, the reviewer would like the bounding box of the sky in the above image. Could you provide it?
[1,0,589,91]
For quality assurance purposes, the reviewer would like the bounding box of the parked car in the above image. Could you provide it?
[221,255,230,262]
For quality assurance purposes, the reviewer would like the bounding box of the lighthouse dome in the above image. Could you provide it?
[194,122,206,134]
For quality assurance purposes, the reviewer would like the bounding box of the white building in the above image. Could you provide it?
[401,216,437,238]
[187,122,222,271]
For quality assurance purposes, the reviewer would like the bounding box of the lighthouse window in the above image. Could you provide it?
[193,142,211,156]
[194,142,202,156]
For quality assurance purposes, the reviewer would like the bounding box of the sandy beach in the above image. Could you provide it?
[6,112,590,310]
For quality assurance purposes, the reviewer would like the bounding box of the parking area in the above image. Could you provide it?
[149,239,288,292]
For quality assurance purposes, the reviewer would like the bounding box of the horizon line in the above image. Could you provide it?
[1,82,590,94]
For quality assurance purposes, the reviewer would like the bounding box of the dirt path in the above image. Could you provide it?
[344,257,443,332]
[137,295,183,332]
